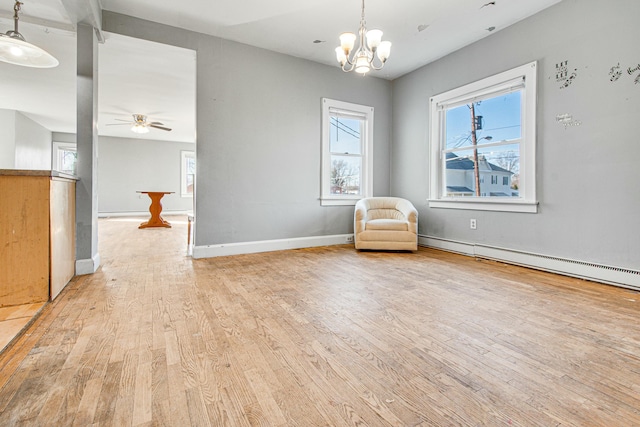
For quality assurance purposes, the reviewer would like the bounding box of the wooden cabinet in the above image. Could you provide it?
[0,170,77,307]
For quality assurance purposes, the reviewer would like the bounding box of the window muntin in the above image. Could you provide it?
[321,98,373,206]
[429,62,537,213]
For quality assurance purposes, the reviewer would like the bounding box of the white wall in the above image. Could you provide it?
[0,109,51,170]
[0,109,16,169]
[14,112,52,170]
[103,13,393,247]
[391,0,640,270]
[97,136,195,214]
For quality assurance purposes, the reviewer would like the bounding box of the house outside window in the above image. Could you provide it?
[429,61,538,213]
[181,150,195,197]
[52,142,77,175]
[321,98,373,206]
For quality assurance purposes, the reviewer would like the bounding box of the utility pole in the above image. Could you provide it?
[469,103,481,196]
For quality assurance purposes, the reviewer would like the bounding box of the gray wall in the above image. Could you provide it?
[98,136,195,213]
[103,12,393,245]
[392,0,640,270]
[14,112,52,170]
[0,109,16,169]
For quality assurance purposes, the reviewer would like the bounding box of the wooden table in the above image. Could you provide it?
[137,191,174,228]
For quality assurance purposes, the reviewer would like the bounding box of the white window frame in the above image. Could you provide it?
[429,61,538,213]
[321,98,374,206]
[181,150,195,198]
[52,141,77,175]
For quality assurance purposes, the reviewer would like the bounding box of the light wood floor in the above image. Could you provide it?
[1,215,639,426]
[0,303,46,353]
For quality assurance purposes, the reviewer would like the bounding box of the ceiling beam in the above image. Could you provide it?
[0,11,75,32]
[59,0,102,30]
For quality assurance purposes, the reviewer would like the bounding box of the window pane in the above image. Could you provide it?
[330,116,362,155]
[330,155,361,195]
[445,90,522,150]
[59,149,77,175]
[445,143,520,198]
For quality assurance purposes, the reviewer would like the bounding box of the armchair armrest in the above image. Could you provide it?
[354,199,368,234]
[395,198,418,234]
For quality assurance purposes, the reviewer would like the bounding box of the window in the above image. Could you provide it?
[429,62,537,213]
[321,98,373,206]
[52,142,77,175]
[181,151,195,197]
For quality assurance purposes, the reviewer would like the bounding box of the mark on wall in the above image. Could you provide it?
[628,64,640,84]
[556,113,582,129]
[609,62,640,85]
[609,63,622,82]
[556,61,578,89]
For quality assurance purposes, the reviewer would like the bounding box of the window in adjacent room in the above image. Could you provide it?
[52,142,77,175]
[321,98,373,206]
[181,150,195,197]
[429,61,538,213]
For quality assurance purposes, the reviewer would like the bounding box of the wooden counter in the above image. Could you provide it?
[0,170,77,307]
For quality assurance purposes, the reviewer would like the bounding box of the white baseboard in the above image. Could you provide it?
[419,235,640,291]
[98,211,190,218]
[193,234,353,259]
[76,253,101,275]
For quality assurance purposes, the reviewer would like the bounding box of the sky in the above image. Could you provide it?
[444,90,522,173]
[445,90,522,150]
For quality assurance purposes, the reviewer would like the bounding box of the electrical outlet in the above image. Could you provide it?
[470,219,477,230]
[346,235,354,243]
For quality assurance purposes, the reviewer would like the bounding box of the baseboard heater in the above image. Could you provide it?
[420,236,640,292]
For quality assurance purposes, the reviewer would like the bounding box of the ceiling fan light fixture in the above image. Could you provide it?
[0,1,59,68]
[131,123,149,134]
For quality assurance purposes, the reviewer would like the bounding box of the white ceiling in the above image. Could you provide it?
[0,0,563,143]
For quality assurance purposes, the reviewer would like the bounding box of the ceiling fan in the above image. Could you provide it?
[107,114,172,134]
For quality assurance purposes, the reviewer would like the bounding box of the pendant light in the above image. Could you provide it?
[335,0,391,75]
[0,0,58,68]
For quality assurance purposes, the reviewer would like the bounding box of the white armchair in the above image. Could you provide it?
[354,197,418,251]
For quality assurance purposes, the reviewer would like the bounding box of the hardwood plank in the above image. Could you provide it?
[1,215,639,426]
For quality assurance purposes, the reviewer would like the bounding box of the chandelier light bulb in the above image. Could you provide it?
[335,47,347,66]
[376,41,392,62]
[339,32,356,53]
[365,29,382,50]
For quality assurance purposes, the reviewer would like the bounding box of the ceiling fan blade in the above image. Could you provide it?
[106,123,132,126]
[149,124,172,131]
[149,121,164,126]
[114,118,132,122]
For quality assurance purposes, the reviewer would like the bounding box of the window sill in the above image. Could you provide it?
[320,197,361,206]
[428,199,538,213]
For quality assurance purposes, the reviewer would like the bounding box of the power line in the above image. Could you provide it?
[330,117,360,139]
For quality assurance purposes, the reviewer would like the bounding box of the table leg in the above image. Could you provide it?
[139,192,171,228]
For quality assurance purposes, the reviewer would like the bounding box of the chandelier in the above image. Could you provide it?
[0,0,58,68]
[335,0,391,75]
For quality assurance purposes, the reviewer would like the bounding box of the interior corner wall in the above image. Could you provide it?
[52,132,77,144]
[391,0,640,271]
[102,12,393,247]
[0,109,16,169]
[14,111,52,170]
[97,136,195,214]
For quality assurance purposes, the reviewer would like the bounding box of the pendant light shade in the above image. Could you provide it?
[0,1,58,68]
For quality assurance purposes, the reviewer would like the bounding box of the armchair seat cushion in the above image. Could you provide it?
[365,219,409,231]
[354,197,418,251]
